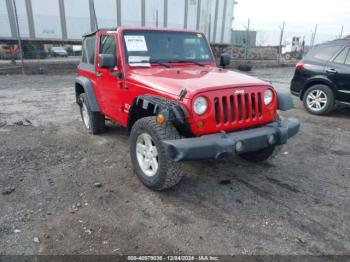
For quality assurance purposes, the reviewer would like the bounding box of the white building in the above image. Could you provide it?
[0,0,235,43]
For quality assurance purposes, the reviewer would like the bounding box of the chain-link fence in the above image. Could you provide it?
[1,20,348,74]
[0,40,81,74]
[227,20,348,68]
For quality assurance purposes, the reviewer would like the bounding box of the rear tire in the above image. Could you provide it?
[240,146,275,163]
[303,84,334,115]
[79,93,105,134]
[130,117,184,191]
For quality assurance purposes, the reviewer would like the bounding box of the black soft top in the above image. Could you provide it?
[83,27,118,38]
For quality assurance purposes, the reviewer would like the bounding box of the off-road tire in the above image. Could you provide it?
[240,146,275,163]
[238,64,252,72]
[303,84,335,115]
[79,93,105,134]
[130,117,184,191]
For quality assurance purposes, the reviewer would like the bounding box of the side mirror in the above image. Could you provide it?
[220,53,231,68]
[99,54,115,69]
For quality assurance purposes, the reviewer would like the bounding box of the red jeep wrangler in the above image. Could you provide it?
[75,27,300,190]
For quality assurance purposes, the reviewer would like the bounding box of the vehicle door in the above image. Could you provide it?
[95,33,123,121]
[326,45,350,101]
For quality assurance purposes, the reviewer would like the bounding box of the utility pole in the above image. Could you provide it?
[339,25,344,39]
[243,19,250,62]
[278,21,285,64]
[301,36,305,58]
[310,24,318,48]
[12,0,25,74]
[91,0,98,31]
[155,10,159,27]
[208,14,212,42]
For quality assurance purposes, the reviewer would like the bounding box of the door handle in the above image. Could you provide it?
[326,68,337,74]
[96,72,103,77]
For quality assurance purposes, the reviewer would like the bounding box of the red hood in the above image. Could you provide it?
[125,65,271,99]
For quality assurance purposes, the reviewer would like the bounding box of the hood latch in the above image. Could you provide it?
[178,88,187,101]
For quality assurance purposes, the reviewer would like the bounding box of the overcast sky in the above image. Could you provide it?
[233,0,350,45]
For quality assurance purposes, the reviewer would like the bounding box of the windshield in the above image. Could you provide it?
[52,47,66,52]
[123,30,213,65]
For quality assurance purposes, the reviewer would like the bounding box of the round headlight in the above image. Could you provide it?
[193,96,208,115]
[264,90,273,105]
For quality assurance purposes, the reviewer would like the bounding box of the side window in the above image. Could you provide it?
[86,36,96,65]
[99,35,117,66]
[81,41,88,63]
[81,35,96,65]
[313,45,342,61]
[333,47,349,64]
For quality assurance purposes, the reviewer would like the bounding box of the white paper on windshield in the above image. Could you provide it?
[128,56,150,67]
[124,35,148,52]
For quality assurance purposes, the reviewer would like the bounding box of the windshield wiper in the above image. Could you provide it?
[168,60,205,67]
[149,59,171,68]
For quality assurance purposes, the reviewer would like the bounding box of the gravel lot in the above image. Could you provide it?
[0,67,350,255]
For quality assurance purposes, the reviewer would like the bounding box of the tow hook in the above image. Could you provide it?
[178,88,187,101]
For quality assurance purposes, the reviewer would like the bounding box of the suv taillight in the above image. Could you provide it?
[295,62,304,71]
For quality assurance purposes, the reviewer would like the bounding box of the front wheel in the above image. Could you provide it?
[240,146,275,163]
[130,117,184,191]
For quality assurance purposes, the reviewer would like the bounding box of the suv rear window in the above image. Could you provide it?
[333,46,349,64]
[346,49,350,65]
[313,45,342,61]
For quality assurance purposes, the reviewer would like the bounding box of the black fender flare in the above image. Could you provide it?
[75,76,100,112]
[128,95,192,136]
[276,91,294,111]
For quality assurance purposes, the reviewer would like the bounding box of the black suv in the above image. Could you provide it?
[290,39,350,115]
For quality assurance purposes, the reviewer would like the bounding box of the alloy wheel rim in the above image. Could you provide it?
[136,133,159,177]
[82,103,90,129]
[306,90,327,111]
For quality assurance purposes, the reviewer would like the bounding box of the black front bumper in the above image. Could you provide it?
[163,118,300,162]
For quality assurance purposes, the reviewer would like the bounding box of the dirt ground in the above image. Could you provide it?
[0,68,350,255]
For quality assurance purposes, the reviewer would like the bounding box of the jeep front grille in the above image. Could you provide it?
[214,92,263,125]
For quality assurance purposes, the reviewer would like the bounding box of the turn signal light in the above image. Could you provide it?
[197,120,205,129]
[156,114,166,125]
